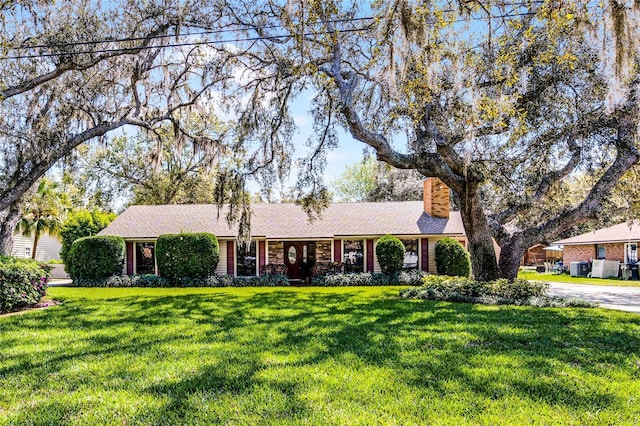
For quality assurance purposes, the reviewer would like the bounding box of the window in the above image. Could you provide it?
[401,239,419,269]
[343,240,364,273]
[25,247,31,258]
[626,243,638,263]
[136,242,155,275]
[237,241,257,276]
[596,245,606,260]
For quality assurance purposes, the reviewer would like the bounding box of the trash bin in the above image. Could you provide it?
[578,261,590,276]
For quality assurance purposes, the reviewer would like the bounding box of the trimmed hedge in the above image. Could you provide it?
[311,270,427,286]
[72,273,289,288]
[375,234,405,274]
[156,233,219,279]
[0,256,51,313]
[67,236,125,279]
[400,275,597,308]
[435,237,471,277]
[60,209,115,271]
[70,271,431,288]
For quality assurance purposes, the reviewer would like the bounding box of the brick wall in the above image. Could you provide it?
[316,241,332,262]
[606,243,625,261]
[562,245,595,264]
[268,241,284,264]
[563,243,626,263]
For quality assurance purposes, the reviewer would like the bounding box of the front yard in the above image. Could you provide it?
[1,287,640,425]
[519,270,640,287]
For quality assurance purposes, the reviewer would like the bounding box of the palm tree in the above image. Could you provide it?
[18,178,70,259]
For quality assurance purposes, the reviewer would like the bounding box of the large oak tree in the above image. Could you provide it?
[0,0,299,252]
[2,0,638,282]
[224,0,640,280]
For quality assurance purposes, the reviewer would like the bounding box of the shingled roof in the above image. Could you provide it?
[98,201,466,240]
[555,222,640,245]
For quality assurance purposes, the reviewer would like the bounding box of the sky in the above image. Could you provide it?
[242,89,370,197]
[291,103,365,181]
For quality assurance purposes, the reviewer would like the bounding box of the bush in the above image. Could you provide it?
[399,275,595,308]
[311,270,427,286]
[0,256,51,313]
[435,237,471,277]
[255,274,290,287]
[60,209,115,272]
[67,236,125,279]
[156,233,219,279]
[71,273,289,288]
[375,235,405,274]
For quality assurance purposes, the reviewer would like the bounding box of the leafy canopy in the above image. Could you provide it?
[18,178,71,259]
[60,209,116,266]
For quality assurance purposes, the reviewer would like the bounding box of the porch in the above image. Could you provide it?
[124,236,463,280]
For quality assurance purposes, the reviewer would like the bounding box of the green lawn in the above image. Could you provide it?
[519,270,640,287]
[1,287,640,425]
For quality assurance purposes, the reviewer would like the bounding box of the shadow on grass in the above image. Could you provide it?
[2,288,640,423]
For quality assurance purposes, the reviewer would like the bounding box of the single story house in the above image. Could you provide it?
[98,178,467,280]
[555,222,640,264]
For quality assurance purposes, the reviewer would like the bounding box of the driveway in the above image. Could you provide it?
[548,282,640,313]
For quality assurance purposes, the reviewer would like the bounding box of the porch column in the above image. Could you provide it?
[366,239,374,273]
[421,238,429,273]
[126,242,134,275]
[259,240,266,275]
[227,240,235,276]
[333,239,342,263]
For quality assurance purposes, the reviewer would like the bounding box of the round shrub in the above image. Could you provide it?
[67,236,125,279]
[0,256,51,313]
[156,233,219,279]
[375,234,405,274]
[60,209,115,270]
[435,237,471,277]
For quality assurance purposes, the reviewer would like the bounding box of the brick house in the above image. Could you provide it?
[555,222,640,265]
[98,178,467,280]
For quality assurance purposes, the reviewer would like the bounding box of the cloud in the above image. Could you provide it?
[292,114,309,127]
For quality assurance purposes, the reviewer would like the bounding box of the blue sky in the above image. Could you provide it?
[291,107,365,182]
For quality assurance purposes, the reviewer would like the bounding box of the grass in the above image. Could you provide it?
[1,287,640,425]
[519,270,640,287]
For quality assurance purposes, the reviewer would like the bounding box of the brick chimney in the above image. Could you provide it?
[423,178,450,219]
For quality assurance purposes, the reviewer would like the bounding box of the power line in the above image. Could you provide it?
[1,27,373,60]
[0,9,542,61]
[7,0,544,53]
[7,16,376,52]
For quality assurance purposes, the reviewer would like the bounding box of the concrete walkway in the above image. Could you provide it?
[548,282,640,313]
[48,279,73,287]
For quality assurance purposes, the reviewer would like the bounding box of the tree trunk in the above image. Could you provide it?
[31,233,40,260]
[456,185,500,282]
[0,203,22,256]
[498,235,526,281]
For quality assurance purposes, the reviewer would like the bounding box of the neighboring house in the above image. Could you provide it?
[98,178,467,279]
[555,222,640,264]
[11,231,62,262]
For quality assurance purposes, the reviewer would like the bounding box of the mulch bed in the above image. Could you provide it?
[0,299,62,318]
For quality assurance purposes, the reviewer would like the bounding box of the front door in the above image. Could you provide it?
[284,242,303,280]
